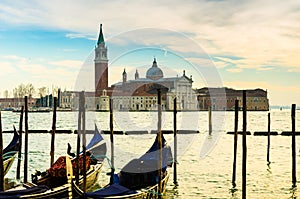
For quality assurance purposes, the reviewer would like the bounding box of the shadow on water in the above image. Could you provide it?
[266,162,272,174]
[166,184,179,199]
[290,186,297,199]
[229,187,238,199]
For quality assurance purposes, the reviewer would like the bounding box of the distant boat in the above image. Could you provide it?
[1,107,14,111]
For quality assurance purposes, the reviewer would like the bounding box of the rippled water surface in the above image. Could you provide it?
[1,109,300,198]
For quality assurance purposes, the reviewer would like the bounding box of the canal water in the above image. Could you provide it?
[1,109,300,198]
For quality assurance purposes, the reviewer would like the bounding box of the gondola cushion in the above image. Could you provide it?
[48,155,91,177]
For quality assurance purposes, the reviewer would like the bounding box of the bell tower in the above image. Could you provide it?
[95,24,108,94]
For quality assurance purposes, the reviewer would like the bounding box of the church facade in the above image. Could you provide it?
[110,59,198,111]
[94,25,198,111]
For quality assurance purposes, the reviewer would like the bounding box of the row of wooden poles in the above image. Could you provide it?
[81,89,178,198]
[0,93,91,193]
[0,90,179,197]
[230,91,297,198]
[1,90,297,197]
[0,95,59,191]
[107,89,179,199]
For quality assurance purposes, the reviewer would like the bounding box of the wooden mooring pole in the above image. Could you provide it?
[209,106,212,135]
[24,96,29,183]
[173,97,178,186]
[109,98,115,185]
[75,93,82,185]
[267,112,271,164]
[232,100,239,188]
[82,92,87,193]
[157,89,162,199]
[16,106,24,180]
[50,97,57,166]
[242,91,247,199]
[292,104,296,187]
[0,112,4,191]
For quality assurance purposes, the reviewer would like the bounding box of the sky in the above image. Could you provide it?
[0,0,300,106]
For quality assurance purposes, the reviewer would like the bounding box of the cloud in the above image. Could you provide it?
[0,61,18,75]
[226,67,243,73]
[65,33,95,40]
[49,60,83,69]
[0,55,81,93]
[0,0,299,73]
[0,0,300,104]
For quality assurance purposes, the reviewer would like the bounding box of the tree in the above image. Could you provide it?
[4,90,8,98]
[16,84,26,98]
[52,86,59,97]
[38,87,47,98]
[26,83,35,98]
[13,88,18,98]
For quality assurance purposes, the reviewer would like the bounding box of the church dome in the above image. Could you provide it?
[146,58,163,80]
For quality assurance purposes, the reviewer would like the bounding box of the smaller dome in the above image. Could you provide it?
[146,58,163,80]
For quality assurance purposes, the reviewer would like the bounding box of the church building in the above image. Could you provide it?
[94,24,198,111]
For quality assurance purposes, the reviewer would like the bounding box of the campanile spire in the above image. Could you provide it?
[95,24,108,93]
[97,24,105,46]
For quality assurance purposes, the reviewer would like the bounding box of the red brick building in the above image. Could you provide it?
[196,87,269,111]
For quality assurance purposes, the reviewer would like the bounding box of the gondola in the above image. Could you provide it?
[73,134,172,199]
[0,126,107,199]
[3,127,20,176]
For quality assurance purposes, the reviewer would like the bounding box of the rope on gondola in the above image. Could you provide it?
[94,155,114,170]
[3,151,19,159]
[142,189,163,196]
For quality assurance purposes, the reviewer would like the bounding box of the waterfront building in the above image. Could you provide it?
[196,87,269,111]
[59,90,74,109]
[0,97,35,110]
